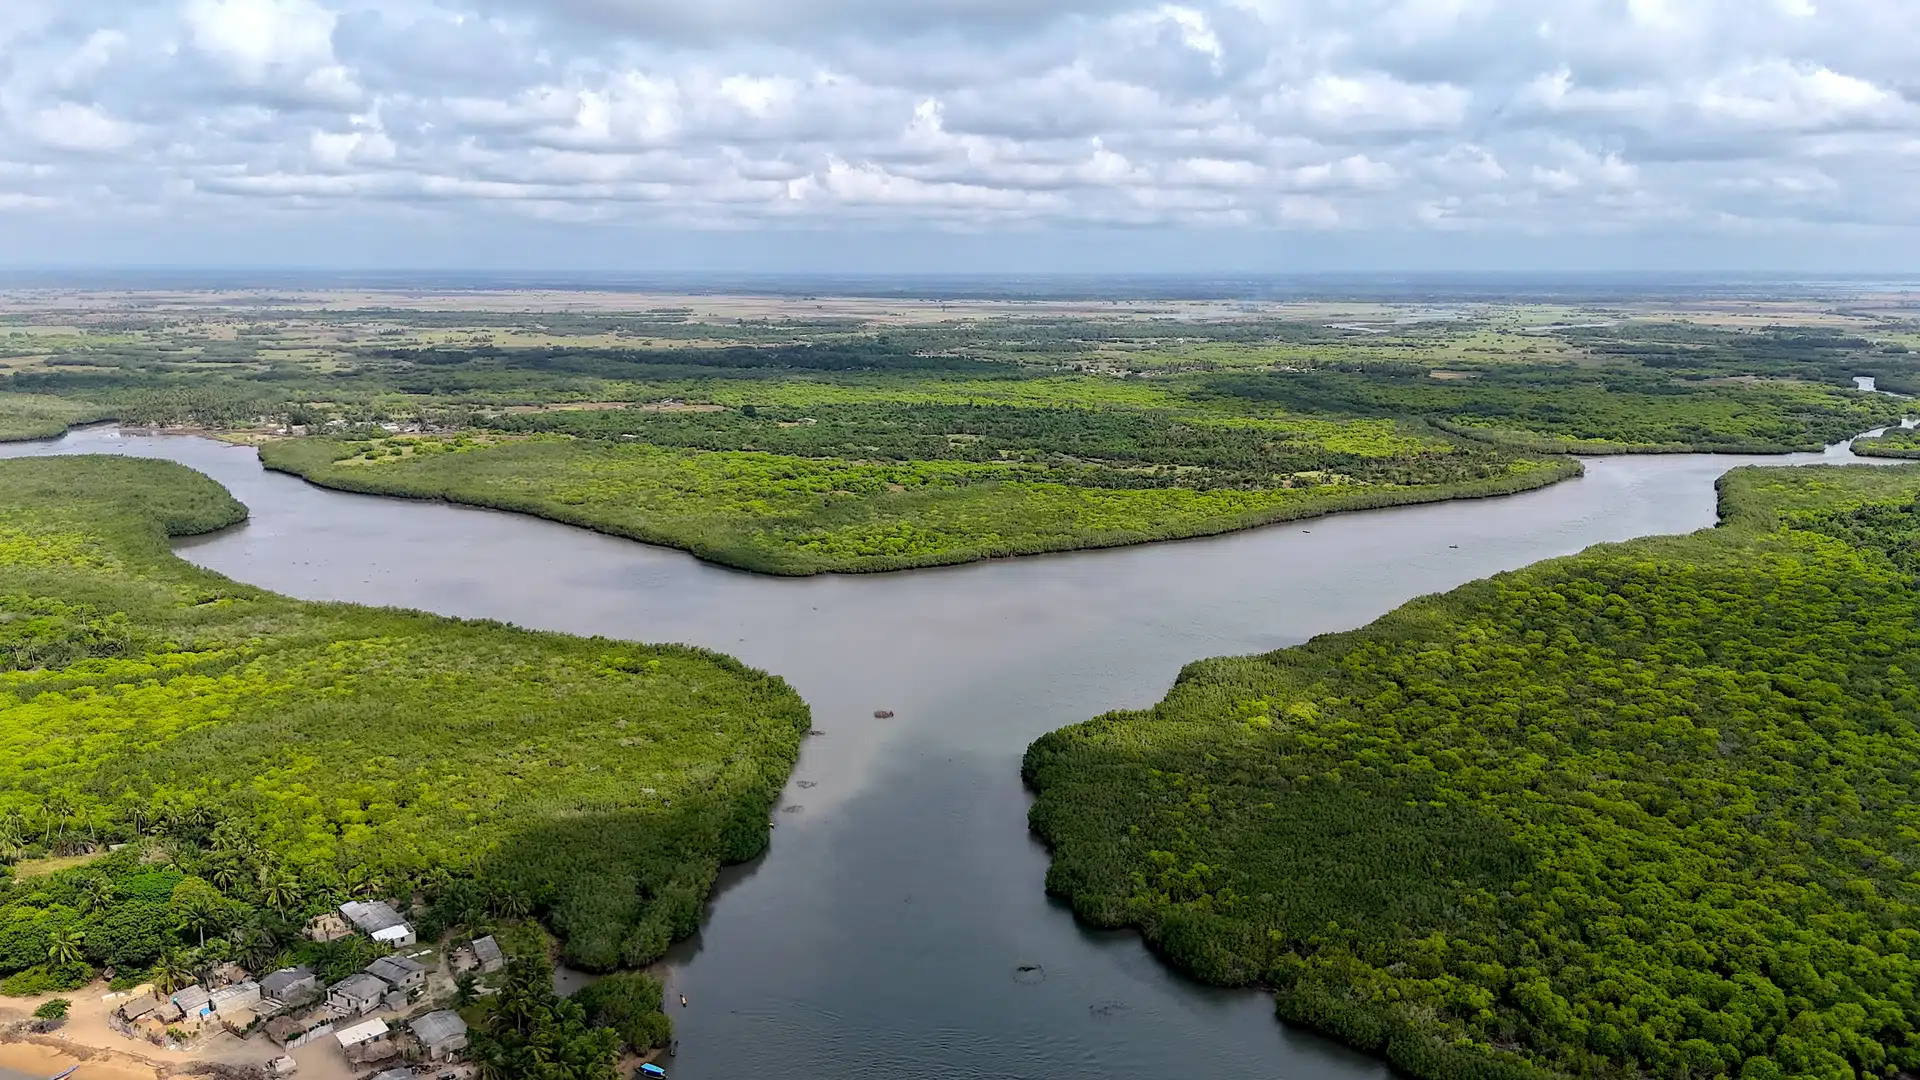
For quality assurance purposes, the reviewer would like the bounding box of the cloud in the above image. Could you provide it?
[0,0,1914,262]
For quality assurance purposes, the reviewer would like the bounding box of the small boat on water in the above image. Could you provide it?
[639,1064,668,1078]
[47,1068,80,1080]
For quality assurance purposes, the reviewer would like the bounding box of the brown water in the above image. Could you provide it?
[0,428,1901,1080]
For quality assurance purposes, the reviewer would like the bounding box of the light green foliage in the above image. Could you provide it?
[262,434,1571,574]
[0,393,108,442]
[1026,463,1920,1080]
[1852,427,1920,460]
[0,455,810,982]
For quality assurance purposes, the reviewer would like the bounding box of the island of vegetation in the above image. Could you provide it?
[1026,461,1920,1080]
[4,293,1911,573]
[1852,426,1920,460]
[0,455,808,1040]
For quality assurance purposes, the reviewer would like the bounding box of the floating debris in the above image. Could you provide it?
[807,729,826,736]
[796,780,817,789]
[1012,963,1046,985]
[873,710,895,719]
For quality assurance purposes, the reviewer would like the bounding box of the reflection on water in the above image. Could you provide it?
[0,428,1907,1080]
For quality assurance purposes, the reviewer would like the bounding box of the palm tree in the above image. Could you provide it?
[153,951,193,994]
[46,928,85,967]
[210,859,244,893]
[77,875,114,915]
[261,875,303,916]
[176,895,219,948]
[40,795,72,848]
[490,886,532,921]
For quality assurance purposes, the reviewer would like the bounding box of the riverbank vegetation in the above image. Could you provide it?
[1852,426,1920,459]
[1026,462,1920,1080]
[1,298,1910,572]
[258,429,1575,574]
[0,455,810,990]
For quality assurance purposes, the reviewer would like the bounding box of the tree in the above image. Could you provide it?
[153,950,194,994]
[469,956,619,1080]
[174,893,219,948]
[260,875,302,916]
[76,875,115,915]
[572,972,672,1052]
[45,928,85,968]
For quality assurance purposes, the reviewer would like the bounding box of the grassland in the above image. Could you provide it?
[0,455,810,989]
[1026,462,1920,1080]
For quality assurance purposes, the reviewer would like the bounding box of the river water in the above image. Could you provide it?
[0,428,1904,1080]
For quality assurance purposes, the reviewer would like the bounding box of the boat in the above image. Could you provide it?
[639,1064,668,1078]
[47,1068,79,1080]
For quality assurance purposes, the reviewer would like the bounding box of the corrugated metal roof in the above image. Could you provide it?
[366,955,425,982]
[331,972,389,999]
[340,899,407,933]
[409,1009,468,1046]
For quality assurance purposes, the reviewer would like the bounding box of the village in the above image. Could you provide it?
[4,899,508,1080]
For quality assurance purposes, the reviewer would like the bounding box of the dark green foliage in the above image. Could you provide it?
[471,956,620,1080]
[1205,362,1899,452]
[572,971,672,1052]
[1027,463,1920,1080]
[32,997,69,1020]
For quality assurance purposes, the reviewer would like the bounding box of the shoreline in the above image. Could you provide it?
[0,1038,162,1080]
[258,442,1585,577]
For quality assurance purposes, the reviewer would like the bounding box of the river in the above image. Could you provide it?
[0,427,1904,1080]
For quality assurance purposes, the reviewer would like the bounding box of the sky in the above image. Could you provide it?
[1,0,1918,273]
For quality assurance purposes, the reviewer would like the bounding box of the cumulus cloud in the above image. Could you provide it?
[0,0,1914,254]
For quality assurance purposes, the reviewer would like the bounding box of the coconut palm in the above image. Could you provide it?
[46,927,84,967]
[153,951,193,994]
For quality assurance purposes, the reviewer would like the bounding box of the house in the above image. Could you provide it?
[332,1017,388,1051]
[341,900,416,947]
[339,899,406,934]
[117,996,160,1023]
[171,985,213,1020]
[264,1013,335,1050]
[220,1008,258,1037]
[210,980,261,1013]
[259,966,319,1007]
[372,923,416,948]
[366,955,426,994]
[267,1057,297,1077]
[326,973,390,1016]
[211,961,251,988]
[304,912,352,943]
[471,935,505,973]
[347,1038,399,1068]
[409,1010,469,1060]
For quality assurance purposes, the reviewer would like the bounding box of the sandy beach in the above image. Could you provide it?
[0,1039,160,1080]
